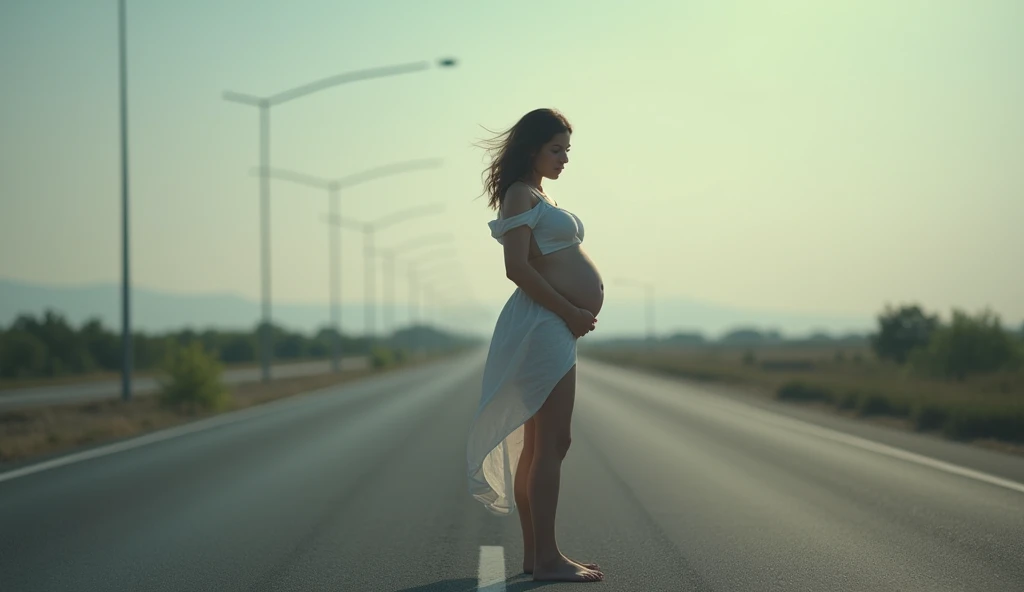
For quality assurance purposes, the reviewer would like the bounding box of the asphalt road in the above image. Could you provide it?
[1,351,1021,591]
[0,358,369,411]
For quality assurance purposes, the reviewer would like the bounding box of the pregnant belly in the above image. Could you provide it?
[533,246,604,315]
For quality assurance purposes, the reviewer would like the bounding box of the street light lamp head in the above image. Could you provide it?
[437,57,458,68]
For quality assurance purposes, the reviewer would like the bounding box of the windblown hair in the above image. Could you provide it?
[478,108,572,211]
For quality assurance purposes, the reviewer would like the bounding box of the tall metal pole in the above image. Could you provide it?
[408,268,419,356]
[258,102,272,382]
[376,233,451,336]
[646,284,655,345]
[423,285,433,330]
[382,252,395,336]
[407,250,455,326]
[324,206,444,340]
[408,267,418,328]
[328,185,341,371]
[256,160,442,366]
[225,60,457,380]
[118,0,132,402]
[364,228,375,339]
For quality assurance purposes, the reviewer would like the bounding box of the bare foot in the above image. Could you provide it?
[523,556,600,575]
[532,556,604,582]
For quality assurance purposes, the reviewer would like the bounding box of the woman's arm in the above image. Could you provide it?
[499,184,596,337]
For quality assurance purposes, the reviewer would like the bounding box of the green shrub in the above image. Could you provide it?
[941,406,1024,443]
[911,404,948,431]
[776,381,834,403]
[0,331,48,379]
[837,390,861,410]
[761,359,815,372]
[370,346,397,369]
[660,364,725,382]
[871,304,939,364]
[857,393,911,417]
[158,342,229,413]
[856,393,888,416]
[911,309,1022,380]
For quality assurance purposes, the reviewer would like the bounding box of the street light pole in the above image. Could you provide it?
[118,0,132,402]
[327,182,340,371]
[258,159,444,371]
[409,266,418,328]
[646,283,655,343]
[407,262,459,356]
[376,233,453,335]
[223,58,457,382]
[418,279,470,333]
[422,284,435,332]
[323,204,445,339]
[364,228,375,338]
[416,262,467,333]
[406,248,458,327]
[381,250,395,335]
[258,100,271,380]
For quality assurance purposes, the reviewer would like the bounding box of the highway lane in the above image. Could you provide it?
[1,352,1021,591]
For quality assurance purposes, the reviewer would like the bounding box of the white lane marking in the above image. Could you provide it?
[477,545,506,591]
[583,362,1024,496]
[0,400,289,484]
[751,410,1024,495]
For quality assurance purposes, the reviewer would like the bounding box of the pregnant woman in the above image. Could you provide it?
[466,108,605,583]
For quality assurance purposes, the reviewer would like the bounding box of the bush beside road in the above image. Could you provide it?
[0,344,468,466]
[586,304,1024,454]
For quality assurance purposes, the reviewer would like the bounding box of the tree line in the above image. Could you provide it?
[0,309,476,380]
[870,305,1024,379]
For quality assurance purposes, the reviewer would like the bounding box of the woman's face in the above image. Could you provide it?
[532,132,571,180]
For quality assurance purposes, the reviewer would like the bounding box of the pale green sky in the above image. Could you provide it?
[2,0,1022,331]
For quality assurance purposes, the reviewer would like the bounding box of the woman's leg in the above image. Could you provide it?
[514,417,536,572]
[517,413,601,574]
[529,365,602,582]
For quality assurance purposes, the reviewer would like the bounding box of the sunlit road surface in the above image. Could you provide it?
[0,358,369,411]
[1,351,1021,591]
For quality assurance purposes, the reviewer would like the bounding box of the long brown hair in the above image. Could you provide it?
[478,108,572,211]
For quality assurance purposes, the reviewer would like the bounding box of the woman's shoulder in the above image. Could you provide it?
[504,180,538,201]
[501,182,540,217]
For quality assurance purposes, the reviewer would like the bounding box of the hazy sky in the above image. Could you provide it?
[2,0,1022,332]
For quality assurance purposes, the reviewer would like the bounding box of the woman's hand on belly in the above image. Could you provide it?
[533,247,605,317]
[566,307,598,338]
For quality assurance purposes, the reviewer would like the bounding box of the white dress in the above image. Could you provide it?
[466,188,586,516]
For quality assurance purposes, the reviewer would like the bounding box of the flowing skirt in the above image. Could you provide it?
[466,288,577,516]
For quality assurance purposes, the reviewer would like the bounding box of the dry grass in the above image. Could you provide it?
[587,345,1024,454]
[592,344,1023,402]
[0,354,446,465]
[0,359,321,392]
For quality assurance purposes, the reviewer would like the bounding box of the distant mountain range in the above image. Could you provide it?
[0,278,878,340]
[0,278,381,335]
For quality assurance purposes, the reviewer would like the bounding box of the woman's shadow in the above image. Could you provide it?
[392,573,565,591]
